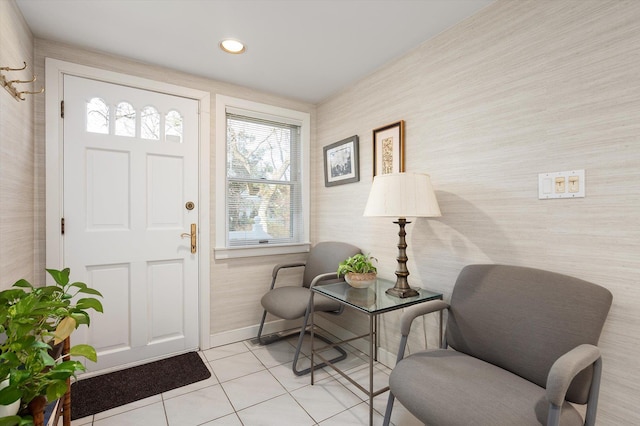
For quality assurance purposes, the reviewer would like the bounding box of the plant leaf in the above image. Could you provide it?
[18,417,34,426]
[0,416,21,426]
[12,279,33,289]
[76,298,104,313]
[46,380,69,402]
[69,344,98,362]
[46,268,70,286]
[68,282,87,290]
[70,312,90,326]
[0,289,27,303]
[53,316,77,344]
[76,287,103,297]
[0,385,21,405]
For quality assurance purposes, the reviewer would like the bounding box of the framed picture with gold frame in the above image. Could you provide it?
[373,120,405,176]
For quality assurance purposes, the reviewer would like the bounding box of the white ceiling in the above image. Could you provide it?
[16,0,493,104]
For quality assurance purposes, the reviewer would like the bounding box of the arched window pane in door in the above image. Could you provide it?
[115,102,136,137]
[141,106,160,140]
[165,110,183,143]
[86,97,109,134]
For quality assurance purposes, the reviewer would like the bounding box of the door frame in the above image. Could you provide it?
[45,58,211,352]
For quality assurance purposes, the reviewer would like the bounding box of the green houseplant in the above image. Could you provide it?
[337,253,378,288]
[0,268,103,426]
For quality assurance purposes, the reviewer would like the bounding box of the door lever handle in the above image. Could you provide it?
[180,223,197,254]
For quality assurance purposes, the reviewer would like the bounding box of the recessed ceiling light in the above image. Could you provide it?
[219,39,246,54]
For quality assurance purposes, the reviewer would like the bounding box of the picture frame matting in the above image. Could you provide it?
[323,135,360,187]
[373,120,405,176]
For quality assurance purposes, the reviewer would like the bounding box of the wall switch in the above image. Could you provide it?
[539,170,585,199]
[568,176,579,193]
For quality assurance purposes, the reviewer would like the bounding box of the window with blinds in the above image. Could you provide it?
[225,111,303,247]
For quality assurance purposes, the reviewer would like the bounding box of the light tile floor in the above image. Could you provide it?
[70,334,422,426]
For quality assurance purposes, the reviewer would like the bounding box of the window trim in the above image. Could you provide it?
[214,95,310,259]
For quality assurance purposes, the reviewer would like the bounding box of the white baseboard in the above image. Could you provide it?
[208,318,303,349]
[209,317,398,369]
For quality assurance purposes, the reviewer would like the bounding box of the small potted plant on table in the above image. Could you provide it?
[337,253,378,288]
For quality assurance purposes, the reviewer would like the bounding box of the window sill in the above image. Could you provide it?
[214,243,311,260]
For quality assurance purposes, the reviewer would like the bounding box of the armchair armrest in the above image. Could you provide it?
[272,262,306,279]
[268,262,306,291]
[309,272,339,288]
[400,299,449,336]
[394,299,449,364]
[546,344,601,406]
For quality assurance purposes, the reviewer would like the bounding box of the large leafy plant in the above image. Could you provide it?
[0,268,103,426]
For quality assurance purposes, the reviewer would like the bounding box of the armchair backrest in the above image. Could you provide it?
[302,242,360,288]
[445,264,612,404]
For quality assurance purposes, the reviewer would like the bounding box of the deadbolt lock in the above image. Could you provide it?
[185,201,195,210]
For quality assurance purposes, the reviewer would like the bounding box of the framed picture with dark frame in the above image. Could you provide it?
[373,120,405,176]
[323,135,360,187]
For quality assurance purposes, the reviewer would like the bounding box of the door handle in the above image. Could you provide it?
[180,223,197,254]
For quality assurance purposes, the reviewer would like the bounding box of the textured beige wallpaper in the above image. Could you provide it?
[0,0,35,287]
[315,1,640,424]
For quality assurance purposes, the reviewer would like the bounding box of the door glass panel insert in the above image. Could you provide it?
[141,106,160,140]
[115,101,136,137]
[86,97,109,134]
[165,110,183,143]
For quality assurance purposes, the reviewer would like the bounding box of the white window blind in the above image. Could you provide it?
[225,111,303,247]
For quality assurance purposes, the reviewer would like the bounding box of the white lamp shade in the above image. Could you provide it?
[363,172,441,218]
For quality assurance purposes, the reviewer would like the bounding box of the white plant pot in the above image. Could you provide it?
[344,272,377,289]
[0,379,20,417]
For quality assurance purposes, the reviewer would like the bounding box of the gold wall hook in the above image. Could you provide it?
[0,61,27,72]
[17,87,45,100]
[1,62,44,101]
[8,74,37,85]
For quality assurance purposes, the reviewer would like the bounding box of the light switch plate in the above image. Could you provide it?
[539,170,585,199]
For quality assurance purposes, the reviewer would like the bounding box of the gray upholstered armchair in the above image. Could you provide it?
[257,241,360,375]
[384,264,612,426]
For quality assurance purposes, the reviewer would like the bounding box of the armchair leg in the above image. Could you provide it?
[255,308,347,376]
[292,308,347,376]
[585,357,602,426]
[256,309,293,345]
[547,403,561,426]
[382,391,395,426]
[256,309,275,345]
[292,330,347,376]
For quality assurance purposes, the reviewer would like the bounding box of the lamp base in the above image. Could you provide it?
[386,285,419,298]
[386,217,420,298]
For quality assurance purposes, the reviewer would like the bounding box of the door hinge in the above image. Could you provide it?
[61,218,65,235]
[60,100,64,119]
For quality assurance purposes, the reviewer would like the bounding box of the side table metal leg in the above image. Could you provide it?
[439,309,443,348]
[369,314,374,426]
[374,314,379,361]
[310,294,315,385]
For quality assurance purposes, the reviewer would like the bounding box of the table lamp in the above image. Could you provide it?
[363,172,441,298]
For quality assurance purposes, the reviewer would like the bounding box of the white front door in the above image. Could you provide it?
[62,75,200,372]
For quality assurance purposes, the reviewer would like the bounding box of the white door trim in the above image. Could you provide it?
[45,58,211,351]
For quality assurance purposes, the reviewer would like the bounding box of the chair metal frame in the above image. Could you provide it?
[256,263,347,376]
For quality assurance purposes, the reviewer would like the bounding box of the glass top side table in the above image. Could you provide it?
[310,278,443,426]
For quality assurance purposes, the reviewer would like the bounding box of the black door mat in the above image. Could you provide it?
[71,351,211,419]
